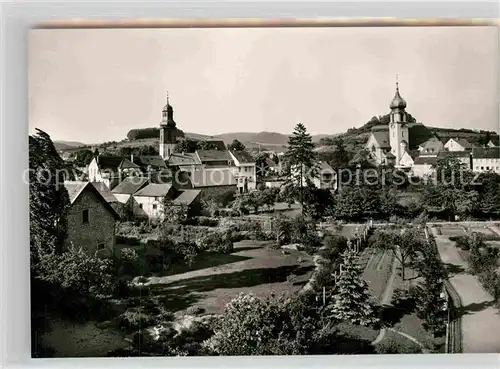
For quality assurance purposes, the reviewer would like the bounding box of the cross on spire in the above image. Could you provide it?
[396,74,399,90]
[166,91,170,105]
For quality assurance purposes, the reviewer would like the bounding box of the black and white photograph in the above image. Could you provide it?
[28,24,500,358]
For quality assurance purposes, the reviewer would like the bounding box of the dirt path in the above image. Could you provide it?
[432,228,500,353]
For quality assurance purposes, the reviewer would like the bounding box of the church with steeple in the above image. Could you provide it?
[365,78,429,169]
[159,93,184,160]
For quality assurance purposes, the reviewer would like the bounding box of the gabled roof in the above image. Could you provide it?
[371,131,391,149]
[119,158,141,170]
[171,189,202,206]
[446,137,472,149]
[91,182,118,203]
[167,152,201,166]
[96,156,123,170]
[133,155,167,169]
[487,136,500,146]
[111,176,149,195]
[134,183,175,197]
[230,150,255,164]
[418,136,443,150]
[318,161,335,172]
[472,147,500,159]
[63,181,120,220]
[196,149,232,162]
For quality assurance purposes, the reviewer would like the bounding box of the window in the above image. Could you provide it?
[82,209,89,224]
[476,166,479,170]
[153,204,157,210]
[139,203,143,209]
[481,167,484,170]
[97,243,105,251]
[487,166,490,170]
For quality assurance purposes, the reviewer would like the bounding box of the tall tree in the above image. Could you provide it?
[227,139,246,152]
[284,123,317,209]
[29,129,71,264]
[327,249,380,327]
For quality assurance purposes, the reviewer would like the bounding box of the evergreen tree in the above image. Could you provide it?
[327,249,380,327]
[284,123,317,209]
[29,129,71,264]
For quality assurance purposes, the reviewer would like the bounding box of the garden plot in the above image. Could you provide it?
[437,226,467,237]
[145,240,315,315]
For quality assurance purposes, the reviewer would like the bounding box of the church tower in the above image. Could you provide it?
[388,77,409,164]
[159,93,178,160]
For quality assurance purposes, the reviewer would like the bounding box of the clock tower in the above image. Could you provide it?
[159,93,178,160]
[388,77,409,165]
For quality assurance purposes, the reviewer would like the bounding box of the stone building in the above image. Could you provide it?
[64,181,120,256]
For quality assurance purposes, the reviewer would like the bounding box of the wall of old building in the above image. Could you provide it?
[65,188,116,256]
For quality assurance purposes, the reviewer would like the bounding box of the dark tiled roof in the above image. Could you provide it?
[119,158,141,170]
[91,182,118,203]
[133,155,167,169]
[196,149,232,162]
[414,156,438,165]
[230,150,255,164]
[472,147,500,159]
[438,151,471,158]
[64,181,120,220]
[111,176,149,194]
[134,183,175,197]
[371,131,391,149]
[167,153,201,166]
[96,156,123,170]
[172,189,201,206]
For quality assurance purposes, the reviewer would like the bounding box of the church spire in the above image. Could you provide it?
[390,75,407,110]
[161,91,175,127]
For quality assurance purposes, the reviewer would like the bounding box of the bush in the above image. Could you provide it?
[449,235,470,250]
[375,335,421,354]
[119,309,156,331]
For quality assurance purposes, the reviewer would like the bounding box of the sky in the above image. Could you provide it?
[29,26,499,144]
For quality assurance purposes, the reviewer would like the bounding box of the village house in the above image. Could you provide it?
[167,149,237,190]
[472,147,500,174]
[290,161,337,191]
[63,181,120,256]
[229,150,257,193]
[417,136,444,156]
[87,155,142,189]
[111,176,150,204]
[444,137,473,152]
[129,183,201,220]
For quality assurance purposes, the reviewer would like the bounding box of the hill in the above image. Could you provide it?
[53,140,86,151]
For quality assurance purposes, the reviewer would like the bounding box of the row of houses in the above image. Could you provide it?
[413,137,500,177]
